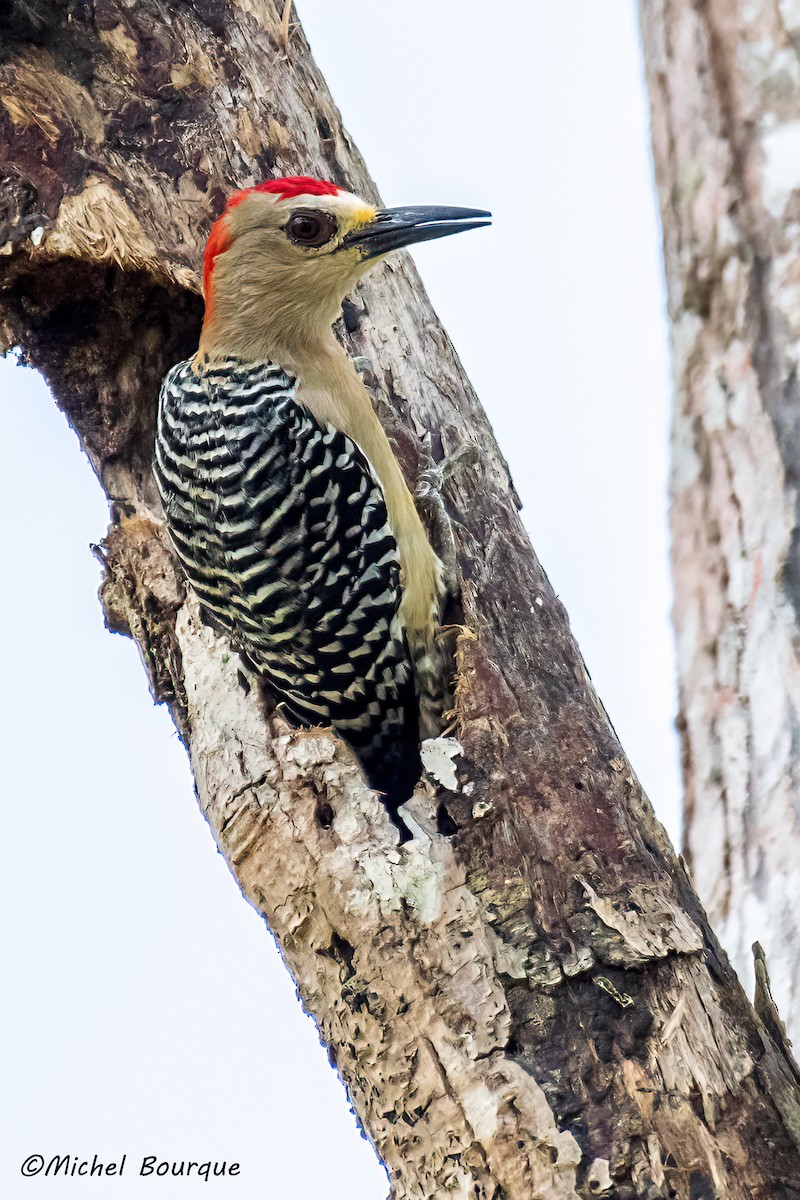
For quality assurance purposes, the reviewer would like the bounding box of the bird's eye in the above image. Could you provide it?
[285,209,337,248]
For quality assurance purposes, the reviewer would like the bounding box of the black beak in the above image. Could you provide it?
[343,205,491,260]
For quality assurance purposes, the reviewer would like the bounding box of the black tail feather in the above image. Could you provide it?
[354,736,423,839]
[340,677,423,838]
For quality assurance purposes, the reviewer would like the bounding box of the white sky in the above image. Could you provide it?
[0,2,677,1196]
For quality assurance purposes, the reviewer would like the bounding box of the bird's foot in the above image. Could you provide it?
[352,355,378,386]
[415,437,480,595]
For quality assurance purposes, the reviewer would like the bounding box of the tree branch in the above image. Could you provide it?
[639,0,800,1045]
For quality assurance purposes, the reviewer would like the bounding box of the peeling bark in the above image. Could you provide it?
[640,0,800,1046]
[2,3,800,1196]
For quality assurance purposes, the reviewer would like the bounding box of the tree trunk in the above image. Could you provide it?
[2,3,799,1196]
[640,0,800,1046]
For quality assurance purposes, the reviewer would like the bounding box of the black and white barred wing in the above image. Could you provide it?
[154,358,422,813]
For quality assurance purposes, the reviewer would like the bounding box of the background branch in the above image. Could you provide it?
[641,0,800,1044]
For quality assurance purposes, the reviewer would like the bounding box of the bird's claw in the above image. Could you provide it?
[352,355,379,387]
[415,437,479,596]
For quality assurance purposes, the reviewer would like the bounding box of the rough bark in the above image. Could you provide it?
[2,3,800,1196]
[640,0,800,1046]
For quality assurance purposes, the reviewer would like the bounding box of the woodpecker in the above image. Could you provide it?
[154,175,489,832]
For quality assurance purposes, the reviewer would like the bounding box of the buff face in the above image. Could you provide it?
[200,177,490,362]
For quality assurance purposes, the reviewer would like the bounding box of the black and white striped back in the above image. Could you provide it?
[154,355,421,820]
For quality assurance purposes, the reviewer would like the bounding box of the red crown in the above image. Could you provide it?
[203,177,342,305]
[253,176,341,201]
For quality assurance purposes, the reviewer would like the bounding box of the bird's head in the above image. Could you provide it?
[199,175,490,362]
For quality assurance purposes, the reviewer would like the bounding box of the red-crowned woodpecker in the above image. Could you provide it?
[154,176,489,833]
